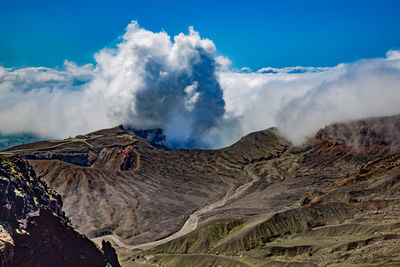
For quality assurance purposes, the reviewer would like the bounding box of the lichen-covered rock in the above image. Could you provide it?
[0,155,64,224]
[0,155,107,267]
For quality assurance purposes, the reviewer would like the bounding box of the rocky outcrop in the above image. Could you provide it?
[0,231,13,267]
[131,128,168,150]
[0,155,107,267]
[0,155,64,225]
[13,208,105,267]
[102,240,121,267]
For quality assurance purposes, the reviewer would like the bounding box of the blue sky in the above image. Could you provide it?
[1,0,400,70]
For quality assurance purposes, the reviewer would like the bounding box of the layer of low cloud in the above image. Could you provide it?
[1,21,400,148]
[219,51,400,146]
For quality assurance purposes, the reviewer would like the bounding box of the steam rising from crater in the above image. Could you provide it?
[0,22,227,148]
[86,22,225,148]
[1,21,400,148]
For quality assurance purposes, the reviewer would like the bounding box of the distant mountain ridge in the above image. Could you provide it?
[0,133,44,151]
[0,127,168,152]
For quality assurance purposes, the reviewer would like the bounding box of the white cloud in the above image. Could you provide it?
[0,21,225,148]
[218,54,400,146]
[256,66,332,74]
[239,67,252,73]
[1,21,400,148]
[386,49,400,60]
[184,82,200,111]
[215,56,231,71]
[0,61,96,137]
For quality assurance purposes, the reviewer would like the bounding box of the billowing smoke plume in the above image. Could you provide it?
[1,21,400,148]
[0,22,226,148]
[89,22,225,148]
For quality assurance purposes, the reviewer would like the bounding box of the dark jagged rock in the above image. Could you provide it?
[13,208,105,267]
[0,155,106,267]
[102,240,121,267]
[0,155,64,225]
[130,128,169,150]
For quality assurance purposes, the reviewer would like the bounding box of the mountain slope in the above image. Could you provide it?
[141,115,400,266]
[4,126,290,245]
[4,115,400,266]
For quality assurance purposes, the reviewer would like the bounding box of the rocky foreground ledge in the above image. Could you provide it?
[0,155,118,267]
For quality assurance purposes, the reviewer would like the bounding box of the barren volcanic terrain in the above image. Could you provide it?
[4,115,400,266]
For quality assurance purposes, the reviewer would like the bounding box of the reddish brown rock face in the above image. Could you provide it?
[0,155,110,267]
[0,231,14,267]
[120,146,138,171]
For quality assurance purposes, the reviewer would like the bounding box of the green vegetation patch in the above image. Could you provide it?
[150,203,357,257]
[149,220,243,254]
[148,254,249,267]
